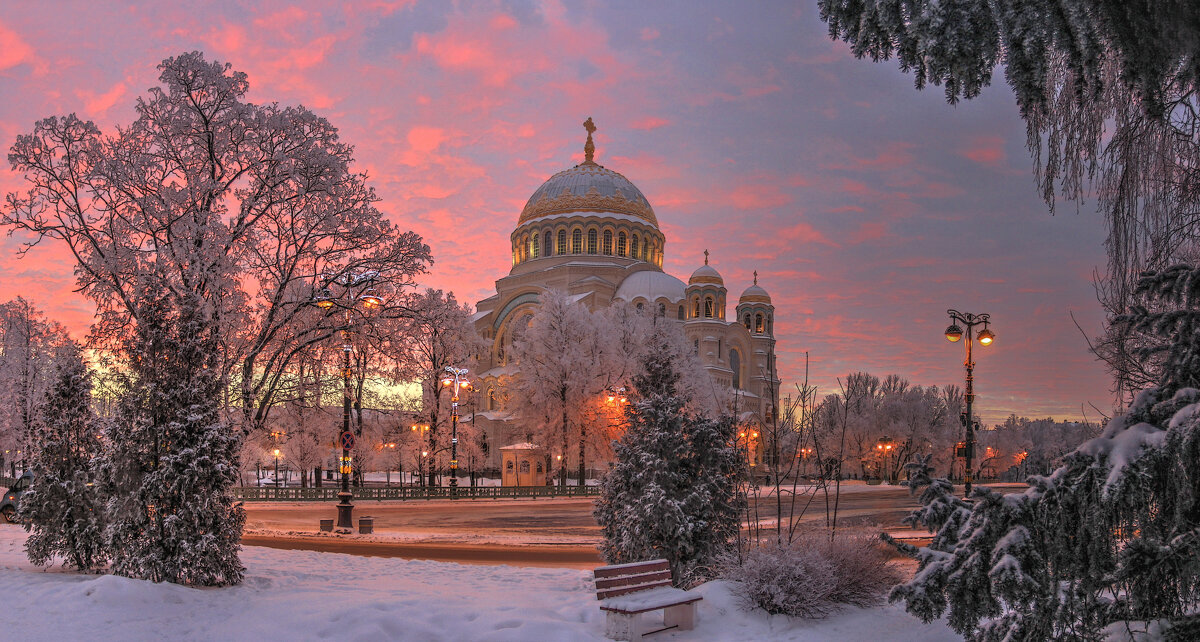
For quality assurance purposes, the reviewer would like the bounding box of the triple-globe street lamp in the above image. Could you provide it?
[440,366,472,494]
[315,272,383,529]
[944,309,995,497]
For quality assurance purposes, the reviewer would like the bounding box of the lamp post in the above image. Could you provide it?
[944,309,995,497]
[441,366,472,496]
[411,424,430,487]
[875,437,894,482]
[273,449,281,488]
[315,272,383,530]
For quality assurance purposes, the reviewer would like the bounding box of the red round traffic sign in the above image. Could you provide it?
[340,431,356,451]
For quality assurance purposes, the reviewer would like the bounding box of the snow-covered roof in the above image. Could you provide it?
[613,270,686,304]
[499,442,543,450]
[478,364,520,379]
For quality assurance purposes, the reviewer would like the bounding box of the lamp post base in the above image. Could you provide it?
[335,492,354,529]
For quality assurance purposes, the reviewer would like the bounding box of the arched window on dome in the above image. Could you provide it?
[572,229,582,254]
[643,240,651,261]
[767,314,773,335]
[755,313,764,334]
[531,234,539,259]
[692,297,701,319]
[658,303,666,317]
[558,230,567,255]
[704,296,714,318]
[744,314,752,330]
[617,232,627,257]
[636,302,644,313]
[631,235,639,260]
[677,305,685,320]
[730,349,741,388]
[587,229,597,254]
[487,388,496,411]
[602,230,613,255]
[545,231,553,256]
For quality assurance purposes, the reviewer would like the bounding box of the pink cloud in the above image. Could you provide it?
[407,126,447,153]
[640,27,660,42]
[0,20,42,73]
[963,136,1006,166]
[76,82,127,115]
[631,117,670,130]
[727,184,791,210]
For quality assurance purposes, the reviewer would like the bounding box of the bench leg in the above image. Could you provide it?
[663,603,696,631]
[605,611,643,641]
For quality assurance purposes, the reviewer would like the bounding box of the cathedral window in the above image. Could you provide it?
[693,297,701,319]
[531,234,539,258]
[767,315,773,334]
[572,229,582,254]
[704,297,714,318]
[717,339,722,358]
[617,232,626,256]
[631,235,639,259]
[694,339,699,354]
[678,305,685,320]
[545,231,552,256]
[520,461,530,474]
[658,303,666,316]
[587,229,597,254]
[636,302,644,313]
[755,313,764,334]
[487,388,496,411]
[744,314,751,330]
[558,229,567,255]
[730,350,741,388]
[603,230,613,255]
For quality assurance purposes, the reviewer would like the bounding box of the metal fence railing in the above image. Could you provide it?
[2,475,598,502]
[234,484,600,502]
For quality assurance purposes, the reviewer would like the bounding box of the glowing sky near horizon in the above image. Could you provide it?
[0,1,1113,425]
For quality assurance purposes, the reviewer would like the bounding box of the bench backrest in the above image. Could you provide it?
[594,559,674,600]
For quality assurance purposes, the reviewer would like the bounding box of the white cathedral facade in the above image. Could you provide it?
[469,120,781,471]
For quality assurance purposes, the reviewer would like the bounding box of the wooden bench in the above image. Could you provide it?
[594,559,702,640]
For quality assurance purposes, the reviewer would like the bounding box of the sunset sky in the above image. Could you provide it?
[0,1,1113,425]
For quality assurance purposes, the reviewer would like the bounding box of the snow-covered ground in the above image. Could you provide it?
[0,526,960,641]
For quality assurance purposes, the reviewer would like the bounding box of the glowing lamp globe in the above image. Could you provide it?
[945,324,963,342]
[978,327,995,346]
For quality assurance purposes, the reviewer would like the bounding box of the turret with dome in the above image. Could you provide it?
[471,118,785,470]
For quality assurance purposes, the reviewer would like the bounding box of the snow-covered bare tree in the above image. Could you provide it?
[508,290,609,486]
[21,344,106,571]
[0,298,72,474]
[1,51,431,436]
[385,289,482,486]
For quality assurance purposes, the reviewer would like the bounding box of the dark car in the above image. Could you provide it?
[1,471,32,523]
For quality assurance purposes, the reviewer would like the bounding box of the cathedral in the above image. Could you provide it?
[470,120,781,471]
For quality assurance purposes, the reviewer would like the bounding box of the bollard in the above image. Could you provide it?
[319,518,333,532]
[358,516,374,535]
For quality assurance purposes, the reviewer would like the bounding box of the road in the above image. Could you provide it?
[240,483,1026,567]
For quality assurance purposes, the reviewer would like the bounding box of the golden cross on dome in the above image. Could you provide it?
[583,117,596,163]
[703,249,709,265]
[753,270,758,285]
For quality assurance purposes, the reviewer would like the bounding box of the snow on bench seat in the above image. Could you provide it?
[594,559,702,640]
[599,585,702,615]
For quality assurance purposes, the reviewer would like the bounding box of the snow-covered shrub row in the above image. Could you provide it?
[721,530,901,618]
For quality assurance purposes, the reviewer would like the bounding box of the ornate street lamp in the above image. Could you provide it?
[944,309,995,497]
[273,448,281,488]
[313,271,383,529]
[442,366,472,495]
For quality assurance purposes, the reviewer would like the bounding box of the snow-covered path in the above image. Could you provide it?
[0,527,960,641]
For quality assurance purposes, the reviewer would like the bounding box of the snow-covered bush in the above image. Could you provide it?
[594,325,745,584]
[21,347,106,571]
[723,530,901,618]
